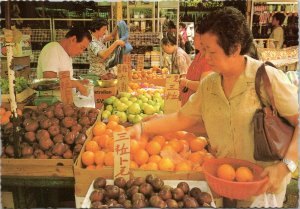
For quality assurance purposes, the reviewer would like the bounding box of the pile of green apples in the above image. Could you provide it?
[101,92,164,124]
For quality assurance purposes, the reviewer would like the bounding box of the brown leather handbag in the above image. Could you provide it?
[253,62,294,161]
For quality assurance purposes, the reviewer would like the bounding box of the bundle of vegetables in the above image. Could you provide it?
[0,77,28,94]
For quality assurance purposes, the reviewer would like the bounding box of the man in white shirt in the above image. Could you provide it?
[270,12,285,49]
[37,27,92,96]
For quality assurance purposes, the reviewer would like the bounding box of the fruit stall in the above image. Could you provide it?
[1,1,299,208]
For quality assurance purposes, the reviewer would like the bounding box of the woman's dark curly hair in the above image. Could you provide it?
[90,18,108,32]
[198,7,253,56]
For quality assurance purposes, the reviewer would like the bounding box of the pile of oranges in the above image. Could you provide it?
[81,115,214,171]
[217,164,254,182]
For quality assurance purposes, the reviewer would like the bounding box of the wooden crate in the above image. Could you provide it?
[1,88,35,103]
[1,158,73,177]
[74,136,204,196]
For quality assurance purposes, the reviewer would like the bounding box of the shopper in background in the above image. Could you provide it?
[88,18,125,76]
[270,12,286,49]
[129,7,298,207]
[179,24,212,106]
[179,22,192,54]
[161,32,191,76]
[36,26,92,96]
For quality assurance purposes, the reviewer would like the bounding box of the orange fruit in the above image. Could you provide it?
[86,165,96,170]
[94,151,105,165]
[204,153,215,161]
[104,152,114,166]
[104,129,113,137]
[85,140,100,152]
[148,155,162,164]
[108,115,120,123]
[0,107,6,115]
[168,140,183,153]
[106,121,119,130]
[147,162,158,170]
[217,164,236,181]
[175,161,192,171]
[161,144,175,152]
[189,138,207,152]
[105,138,114,152]
[0,115,10,125]
[113,125,126,132]
[96,134,110,148]
[146,141,161,155]
[152,135,166,147]
[138,134,149,149]
[4,111,11,118]
[183,132,197,143]
[93,122,107,136]
[130,140,140,154]
[235,166,254,182]
[193,165,203,172]
[188,151,206,162]
[158,158,175,171]
[95,164,103,170]
[175,131,187,139]
[130,160,139,169]
[82,151,95,166]
[134,149,149,166]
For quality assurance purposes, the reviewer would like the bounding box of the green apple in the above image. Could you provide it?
[136,100,143,106]
[101,110,111,119]
[104,96,116,105]
[147,100,155,106]
[116,103,128,112]
[113,99,121,108]
[144,93,152,100]
[116,111,127,123]
[120,97,129,103]
[129,97,138,102]
[119,92,131,98]
[124,100,133,107]
[132,115,142,124]
[141,97,149,103]
[106,105,113,112]
[144,105,156,115]
[127,114,135,123]
[128,103,141,114]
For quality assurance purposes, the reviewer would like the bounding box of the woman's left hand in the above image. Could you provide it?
[257,162,290,194]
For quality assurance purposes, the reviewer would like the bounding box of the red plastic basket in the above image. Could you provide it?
[202,158,268,200]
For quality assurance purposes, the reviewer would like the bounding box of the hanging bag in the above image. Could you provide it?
[253,62,294,161]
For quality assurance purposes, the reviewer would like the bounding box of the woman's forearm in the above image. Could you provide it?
[142,112,198,136]
[98,42,119,60]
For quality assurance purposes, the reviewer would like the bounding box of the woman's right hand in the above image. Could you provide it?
[127,123,142,140]
[115,40,125,47]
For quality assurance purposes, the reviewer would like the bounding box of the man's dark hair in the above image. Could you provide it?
[65,26,92,42]
[179,22,186,28]
[168,20,176,30]
[198,7,253,56]
[161,32,177,46]
[273,12,286,25]
[90,18,109,32]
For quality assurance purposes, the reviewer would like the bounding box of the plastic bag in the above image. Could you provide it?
[250,193,278,208]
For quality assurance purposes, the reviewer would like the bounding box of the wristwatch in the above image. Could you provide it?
[282,158,297,173]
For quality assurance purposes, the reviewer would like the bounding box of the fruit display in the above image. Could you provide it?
[102,92,164,124]
[217,164,254,182]
[128,82,165,96]
[87,175,213,208]
[81,116,214,171]
[0,77,29,94]
[100,72,117,80]
[131,67,168,80]
[1,102,99,161]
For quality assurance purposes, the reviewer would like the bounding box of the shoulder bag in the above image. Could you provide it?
[253,62,294,161]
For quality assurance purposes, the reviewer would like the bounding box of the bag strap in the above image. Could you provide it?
[255,62,277,112]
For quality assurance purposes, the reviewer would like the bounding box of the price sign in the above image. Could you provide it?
[164,74,180,114]
[59,71,73,105]
[113,131,131,181]
[136,55,144,71]
[117,64,129,92]
[123,54,132,79]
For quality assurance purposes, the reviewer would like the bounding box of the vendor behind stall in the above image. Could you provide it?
[270,12,286,49]
[88,18,125,76]
[36,26,92,96]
